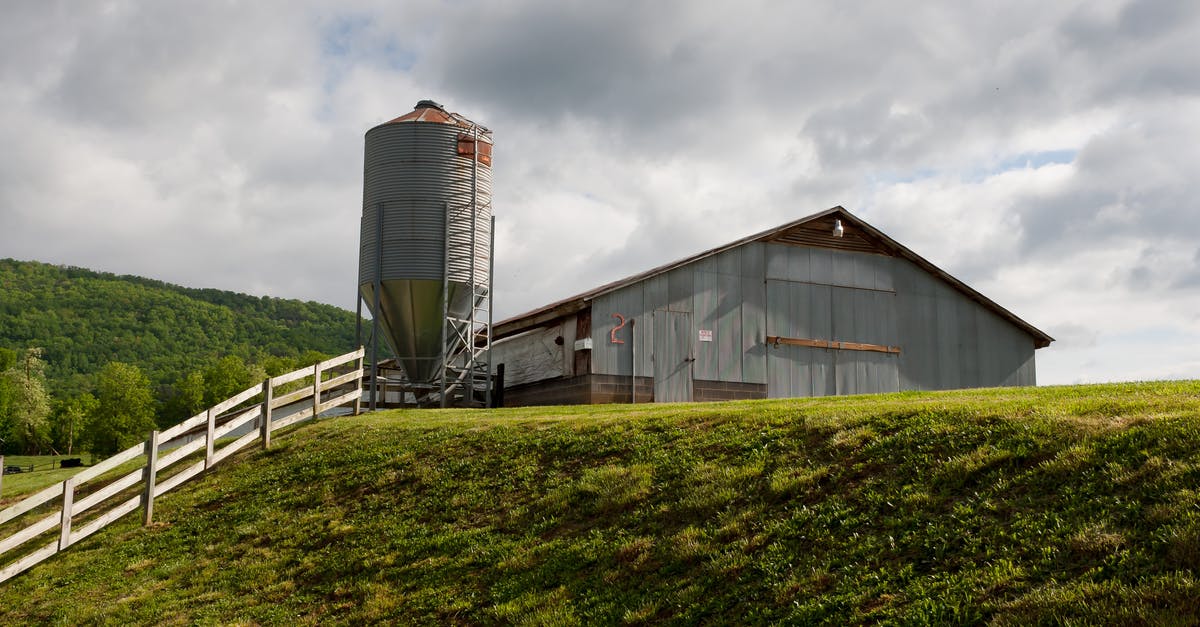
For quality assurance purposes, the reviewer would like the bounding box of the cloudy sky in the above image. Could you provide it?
[2,0,1198,385]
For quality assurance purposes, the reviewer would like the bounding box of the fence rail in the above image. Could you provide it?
[0,347,365,584]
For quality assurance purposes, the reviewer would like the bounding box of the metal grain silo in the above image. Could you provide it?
[358,100,493,401]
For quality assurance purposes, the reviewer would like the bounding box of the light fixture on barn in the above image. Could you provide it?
[832,219,845,238]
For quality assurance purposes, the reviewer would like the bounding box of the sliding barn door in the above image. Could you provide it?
[766,279,898,398]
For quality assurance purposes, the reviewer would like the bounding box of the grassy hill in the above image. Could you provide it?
[0,258,358,391]
[3,382,1200,623]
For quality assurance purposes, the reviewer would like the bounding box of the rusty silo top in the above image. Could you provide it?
[380,100,492,134]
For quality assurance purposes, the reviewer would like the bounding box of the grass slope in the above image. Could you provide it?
[3,382,1200,624]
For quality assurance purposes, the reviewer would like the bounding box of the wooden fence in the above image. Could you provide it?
[0,347,365,584]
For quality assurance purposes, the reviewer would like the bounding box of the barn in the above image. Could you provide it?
[490,206,1052,406]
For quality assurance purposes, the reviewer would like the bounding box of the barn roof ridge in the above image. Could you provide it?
[495,206,1053,348]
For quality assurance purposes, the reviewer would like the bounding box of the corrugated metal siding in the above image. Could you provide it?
[1020,351,1036,386]
[741,243,767,384]
[893,257,1036,390]
[595,247,751,384]
[694,259,744,382]
[935,289,961,389]
[958,298,981,387]
[765,243,788,281]
[715,272,743,382]
[832,250,856,286]
[764,255,902,399]
[811,248,834,285]
[895,260,931,390]
[693,271,719,381]
[764,243,895,291]
[668,267,693,312]
[360,122,492,286]
[591,283,643,376]
[765,280,791,397]
[586,242,1035,397]
[642,274,669,376]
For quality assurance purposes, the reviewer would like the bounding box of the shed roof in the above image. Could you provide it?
[494,206,1053,348]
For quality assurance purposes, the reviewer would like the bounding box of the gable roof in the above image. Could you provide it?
[494,206,1053,348]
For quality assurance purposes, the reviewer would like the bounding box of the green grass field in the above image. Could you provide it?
[2,382,1200,624]
[0,454,99,504]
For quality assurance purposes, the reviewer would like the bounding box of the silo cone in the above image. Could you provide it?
[359,100,493,384]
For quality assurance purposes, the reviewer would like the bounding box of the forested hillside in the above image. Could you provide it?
[0,258,360,454]
[0,259,356,389]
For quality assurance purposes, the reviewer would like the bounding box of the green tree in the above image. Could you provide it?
[161,370,207,427]
[86,362,156,455]
[0,348,14,452]
[2,348,52,454]
[53,393,96,455]
[202,355,264,406]
[0,379,13,454]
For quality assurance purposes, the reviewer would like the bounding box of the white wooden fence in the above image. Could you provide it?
[0,347,365,584]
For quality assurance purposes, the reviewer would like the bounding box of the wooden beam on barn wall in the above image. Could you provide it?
[766,335,901,355]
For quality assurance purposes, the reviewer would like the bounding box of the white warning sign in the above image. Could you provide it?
[698,329,713,342]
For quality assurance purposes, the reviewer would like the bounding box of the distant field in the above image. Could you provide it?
[3,382,1200,623]
[0,454,98,503]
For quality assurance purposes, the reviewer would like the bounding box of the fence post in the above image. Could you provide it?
[205,407,216,469]
[0,454,4,497]
[261,379,273,450]
[143,430,160,526]
[59,477,75,550]
[313,362,322,419]
[354,350,364,416]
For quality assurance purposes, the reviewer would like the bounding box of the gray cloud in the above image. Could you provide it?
[1014,112,1200,260]
[2,0,1199,385]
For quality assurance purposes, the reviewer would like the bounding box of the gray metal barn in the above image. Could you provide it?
[491,206,1052,406]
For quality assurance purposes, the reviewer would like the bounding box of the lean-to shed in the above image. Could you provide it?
[491,206,1052,406]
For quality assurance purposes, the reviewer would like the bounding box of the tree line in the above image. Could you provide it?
[0,258,358,393]
[0,347,337,455]
[0,258,367,456]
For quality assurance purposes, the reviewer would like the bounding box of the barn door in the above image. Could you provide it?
[653,310,693,402]
[765,279,899,398]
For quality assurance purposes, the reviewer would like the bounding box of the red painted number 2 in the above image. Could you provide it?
[610,313,628,344]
